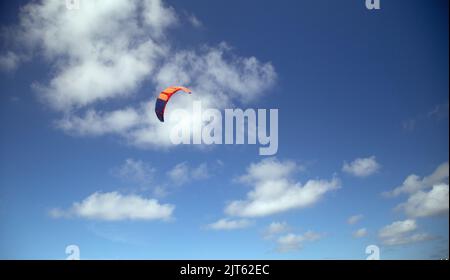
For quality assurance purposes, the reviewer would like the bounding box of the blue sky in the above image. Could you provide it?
[0,0,448,260]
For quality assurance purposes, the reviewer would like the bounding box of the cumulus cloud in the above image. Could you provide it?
[342,156,380,177]
[154,44,276,105]
[16,0,172,110]
[383,162,449,219]
[3,0,276,150]
[353,228,368,238]
[378,219,431,246]
[347,214,364,225]
[56,101,180,148]
[236,158,300,185]
[396,184,449,218]
[384,162,449,197]
[225,158,340,218]
[263,222,290,239]
[207,218,252,230]
[276,231,322,253]
[50,191,174,221]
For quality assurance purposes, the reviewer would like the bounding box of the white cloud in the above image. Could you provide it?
[111,158,169,197]
[207,218,252,230]
[50,191,174,221]
[56,108,142,136]
[396,184,449,218]
[353,228,368,238]
[114,158,155,183]
[342,156,380,177]
[57,43,276,149]
[276,231,322,253]
[109,159,212,196]
[3,0,276,150]
[383,162,449,219]
[225,158,340,217]
[128,45,275,149]
[187,14,202,28]
[263,222,289,239]
[56,101,179,149]
[378,219,431,246]
[141,0,177,33]
[167,162,189,185]
[379,219,417,237]
[49,208,68,219]
[15,0,172,111]
[236,157,300,185]
[192,163,209,180]
[347,214,363,225]
[154,44,276,105]
[167,162,209,185]
[0,51,20,72]
[384,162,449,197]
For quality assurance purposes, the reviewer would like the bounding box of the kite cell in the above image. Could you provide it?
[155,86,192,122]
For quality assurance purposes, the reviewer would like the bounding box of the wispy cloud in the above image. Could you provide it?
[167,162,210,186]
[276,231,323,253]
[353,228,368,238]
[0,51,20,72]
[378,219,431,246]
[114,158,156,184]
[347,214,364,225]
[427,103,449,120]
[263,222,290,239]
[111,158,214,196]
[402,103,449,132]
[402,119,416,132]
[187,14,202,28]
[206,218,252,230]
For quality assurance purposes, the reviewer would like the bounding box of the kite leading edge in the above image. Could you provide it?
[155,86,192,122]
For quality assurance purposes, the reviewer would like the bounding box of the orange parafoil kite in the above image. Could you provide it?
[155,86,192,122]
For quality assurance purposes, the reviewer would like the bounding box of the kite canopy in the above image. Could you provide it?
[155,86,192,122]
